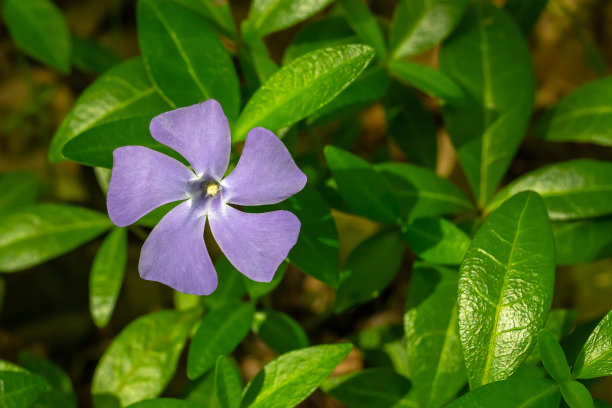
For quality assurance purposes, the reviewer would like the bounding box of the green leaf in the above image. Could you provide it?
[389,0,468,59]
[376,162,474,221]
[560,381,594,408]
[170,0,237,39]
[19,351,76,407]
[240,21,279,84]
[0,171,42,212]
[49,57,169,162]
[553,218,612,266]
[92,310,198,406]
[187,302,254,379]
[214,356,242,408]
[440,1,535,207]
[335,230,404,313]
[282,17,356,65]
[0,371,48,408]
[90,228,127,328]
[538,330,571,384]
[487,159,612,221]
[388,61,464,105]
[3,0,71,73]
[72,36,120,75]
[596,399,612,408]
[573,310,612,379]
[234,44,374,141]
[404,217,471,265]
[404,263,465,408]
[241,343,352,408]
[243,263,287,299]
[137,0,240,120]
[0,204,111,273]
[526,309,578,365]
[339,0,387,59]
[254,311,309,354]
[324,368,411,408]
[202,257,247,310]
[183,370,219,407]
[325,146,400,223]
[127,399,204,408]
[504,0,549,35]
[458,191,555,388]
[247,0,334,37]
[533,76,612,147]
[446,376,560,408]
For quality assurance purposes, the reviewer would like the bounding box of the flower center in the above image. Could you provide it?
[204,181,220,196]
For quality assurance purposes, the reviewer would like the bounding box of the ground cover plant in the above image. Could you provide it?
[0,0,611,407]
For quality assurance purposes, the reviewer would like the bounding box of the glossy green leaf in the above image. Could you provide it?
[446,376,560,408]
[0,371,48,408]
[574,310,612,379]
[339,0,386,59]
[335,230,404,313]
[234,44,374,141]
[72,36,120,75]
[388,61,463,105]
[171,0,237,39]
[241,343,352,408]
[247,0,334,37]
[538,330,571,384]
[0,171,41,212]
[325,146,400,223]
[254,311,309,354]
[560,381,594,408]
[533,76,612,147]
[404,263,465,407]
[203,257,247,310]
[458,191,555,388]
[90,228,127,328]
[376,162,474,221]
[487,159,612,221]
[49,58,169,162]
[440,1,535,207]
[187,302,254,379]
[19,351,76,407]
[138,0,240,120]
[504,0,549,35]
[553,218,612,265]
[243,263,287,299]
[527,309,578,365]
[282,17,356,65]
[324,368,411,408]
[404,218,471,265]
[183,370,219,407]
[127,399,203,408]
[0,204,111,273]
[92,310,198,406]
[3,0,71,73]
[214,356,242,408]
[389,0,468,59]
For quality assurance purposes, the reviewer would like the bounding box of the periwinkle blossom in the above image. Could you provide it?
[107,99,306,295]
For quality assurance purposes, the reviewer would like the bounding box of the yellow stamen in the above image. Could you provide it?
[206,182,220,196]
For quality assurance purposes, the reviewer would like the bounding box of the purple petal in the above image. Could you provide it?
[149,99,230,179]
[139,200,217,295]
[107,146,194,227]
[209,203,300,282]
[221,127,306,206]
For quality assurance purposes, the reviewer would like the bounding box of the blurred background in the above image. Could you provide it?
[1,0,611,406]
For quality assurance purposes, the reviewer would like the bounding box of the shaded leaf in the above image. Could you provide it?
[254,310,309,354]
[553,218,612,265]
[247,0,334,37]
[202,257,247,310]
[243,263,287,299]
[0,371,48,408]
[538,330,571,384]
[127,399,203,408]
[214,356,242,408]
[339,0,386,59]
[560,381,594,408]
[404,218,471,265]
[504,0,549,35]
[19,351,76,407]
[72,36,120,75]
[388,61,463,105]
[171,0,237,39]
[0,171,42,212]
[527,309,579,365]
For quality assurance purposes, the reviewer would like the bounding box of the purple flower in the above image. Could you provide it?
[107,100,307,295]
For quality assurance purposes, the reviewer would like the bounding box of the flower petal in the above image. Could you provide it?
[107,146,194,227]
[149,99,230,179]
[139,200,217,295]
[221,127,306,206]
[209,204,300,282]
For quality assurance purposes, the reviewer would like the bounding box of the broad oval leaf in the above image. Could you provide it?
[0,171,42,212]
[171,0,237,39]
[243,263,287,300]
[71,36,120,75]
[127,399,204,408]
[388,60,464,105]
[533,76,612,147]
[214,356,242,408]
[574,310,612,379]
[335,230,405,313]
[487,159,612,221]
[234,44,374,141]
[446,376,560,407]
[553,218,612,266]
[92,310,198,406]
[458,191,555,388]
[202,257,247,310]
[404,263,465,408]
[404,217,471,265]
[49,58,169,162]
[560,381,594,408]
[389,0,468,59]
[3,0,71,73]
[138,0,240,120]
[440,1,535,207]
[247,0,333,37]
[19,350,76,407]
[339,0,387,59]
[0,204,111,272]
[538,330,571,384]
[187,302,254,379]
[254,311,309,354]
[241,343,352,408]
[90,228,128,328]
[0,371,48,408]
